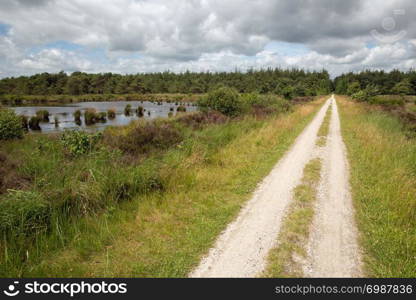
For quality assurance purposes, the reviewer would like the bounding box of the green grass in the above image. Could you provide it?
[0,97,325,277]
[262,158,322,277]
[338,96,416,277]
[316,103,332,146]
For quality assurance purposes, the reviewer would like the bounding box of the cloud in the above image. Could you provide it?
[0,0,415,78]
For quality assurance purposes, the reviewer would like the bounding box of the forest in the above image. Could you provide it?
[334,69,416,96]
[0,68,332,98]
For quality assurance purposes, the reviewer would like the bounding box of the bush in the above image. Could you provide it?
[0,109,24,140]
[177,111,228,129]
[61,130,102,156]
[29,116,41,130]
[136,106,144,117]
[84,108,98,125]
[107,108,116,119]
[198,87,243,117]
[124,104,132,116]
[104,121,183,155]
[97,112,107,122]
[36,110,50,122]
[177,105,187,112]
[0,190,51,235]
[73,110,82,121]
[20,115,29,130]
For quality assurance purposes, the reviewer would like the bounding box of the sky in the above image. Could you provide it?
[0,0,415,78]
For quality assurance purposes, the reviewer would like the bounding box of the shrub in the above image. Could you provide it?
[97,112,107,122]
[54,116,59,127]
[198,87,243,117]
[136,106,144,117]
[0,109,24,140]
[36,110,50,122]
[84,108,98,125]
[20,115,28,130]
[73,110,82,121]
[107,108,116,119]
[177,105,187,112]
[29,116,41,130]
[0,190,51,235]
[61,130,102,156]
[124,104,132,116]
[0,151,30,194]
[104,121,183,155]
[177,111,228,129]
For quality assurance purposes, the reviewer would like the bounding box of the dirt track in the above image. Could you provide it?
[190,97,332,278]
[190,95,363,278]
[303,97,362,277]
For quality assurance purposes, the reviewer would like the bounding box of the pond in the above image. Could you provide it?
[8,101,197,133]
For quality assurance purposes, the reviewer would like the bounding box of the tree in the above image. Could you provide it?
[392,79,413,95]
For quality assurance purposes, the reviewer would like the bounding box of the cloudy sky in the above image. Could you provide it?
[0,0,415,78]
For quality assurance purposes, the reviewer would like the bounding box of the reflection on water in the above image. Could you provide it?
[8,101,197,133]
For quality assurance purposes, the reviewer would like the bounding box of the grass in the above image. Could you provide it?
[316,103,332,146]
[262,158,322,277]
[0,97,326,277]
[337,95,416,277]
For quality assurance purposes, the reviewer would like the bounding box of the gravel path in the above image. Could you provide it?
[304,96,363,277]
[189,98,331,278]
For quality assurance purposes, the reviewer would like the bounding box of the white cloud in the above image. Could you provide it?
[0,0,415,77]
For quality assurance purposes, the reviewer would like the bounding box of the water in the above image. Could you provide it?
[8,101,197,133]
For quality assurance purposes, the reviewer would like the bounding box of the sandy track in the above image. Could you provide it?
[190,98,331,278]
[304,96,362,277]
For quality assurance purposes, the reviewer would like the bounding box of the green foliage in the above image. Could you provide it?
[136,106,144,117]
[0,190,50,235]
[84,109,99,125]
[61,130,102,156]
[392,79,413,96]
[124,104,132,116]
[334,69,416,96]
[36,110,50,122]
[177,105,187,112]
[0,109,24,140]
[73,110,81,121]
[347,81,361,96]
[198,87,243,117]
[29,116,41,130]
[107,108,116,119]
[20,115,28,130]
[0,69,331,97]
[281,86,295,100]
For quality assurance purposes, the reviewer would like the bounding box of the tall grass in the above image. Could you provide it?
[338,96,416,277]
[9,97,326,277]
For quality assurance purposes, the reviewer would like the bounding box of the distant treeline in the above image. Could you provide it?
[334,69,416,96]
[0,69,332,98]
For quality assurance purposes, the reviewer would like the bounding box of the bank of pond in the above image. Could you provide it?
[7,101,197,133]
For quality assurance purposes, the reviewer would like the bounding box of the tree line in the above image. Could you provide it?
[334,69,416,97]
[0,69,332,98]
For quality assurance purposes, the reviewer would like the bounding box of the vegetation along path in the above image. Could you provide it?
[191,95,362,277]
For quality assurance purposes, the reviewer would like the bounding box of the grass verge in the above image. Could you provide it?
[9,97,325,277]
[262,158,322,277]
[316,103,332,147]
[337,95,416,277]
